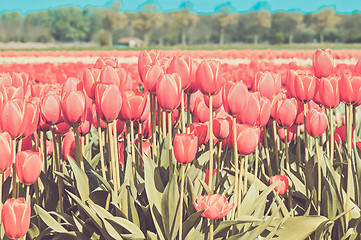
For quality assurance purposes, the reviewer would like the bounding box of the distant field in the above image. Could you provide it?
[1,42,361,51]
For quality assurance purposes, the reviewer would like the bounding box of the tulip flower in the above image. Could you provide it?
[294,73,317,102]
[238,92,260,125]
[1,86,25,101]
[356,59,361,75]
[196,60,225,96]
[306,107,328,138]
[340,72,361,105]
[205,169,217,185]
[0,99,28,139]
[138,50,164,82]
[1,198,31,239]
[190,122,209,147]
[167,55,192,90]
[334,125,352,144]
[16,151,43,185]
[143,64,164,93]
[193,97,209,123]
[253,71,281,100]
[257,96,271,127]
[61,90,86,126]
[118,90,147,122]
[173,133,198,164]
[62,131,76,162]
[95,83,122,122]
[31,83,50,98]
[318,76,340,108]
[83,68,101,99]
[269,174,289,195]
[203,91,222,110]
[94,57,118,68]
[213,117,231,141]
[275,98,298,128]
[40,91,62,125]
[0,132,13,173]
[222,81,248,117]
[184,60,199,95]
[62,77,83,94]
[236,124,260,156]
[277,125,297,143]
[313,49,333,78]
[21,100,40,138]
[156,73,182,111]
[193,194,234,220]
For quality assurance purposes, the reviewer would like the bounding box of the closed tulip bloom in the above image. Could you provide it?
[334,125,351,144]
[294,100,305,125]
[193,194,234,220]
[21,100,40,138]
[238,92,260,125]
[190,122,209,147]
[306,107,328,138]
[257,96,271,127]
[83,68,101,99]
[167,55,192,89]
[31,83,50,98]
[173,133,198,164]
[0,86,25,101]
[138,95,150,123]
[270,92,287,119]
[95,84,122,122]
[94,57,118,68]
[213,117,231,141]
[99,66,128,89]
[236,124,260,155]
[294,74,317,102]
[143,64,164,93]
[0,132,13,173]
[253,71,282,100]
[156,73,182,111]
[313,49,334,78]
[40,91,62,125]
[138,50,164,82]
[203,91,222,110]
[269,174,289,195]
[62,77,83,94]
[62,90,85,125]
[1,198,31,239]
[0,99,28,139]
[277,125,297,143]
[275,98,298,128]
[222,81,248,117]
[54,121,71,135]
[62,131,75,162]
[119,90,147,122]
[193,97,209,123]
[205,169,217,185]
[340,72,361,105]
[196,60,225,95]
[16,151,43,185]
[318,76,340,108]
[79,98,93,135]
[184,60,199,94]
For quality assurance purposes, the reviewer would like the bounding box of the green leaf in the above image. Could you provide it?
[34,205,67,233]
[182,210,204,239]
[68,155,90,202]
[105,217,146,239]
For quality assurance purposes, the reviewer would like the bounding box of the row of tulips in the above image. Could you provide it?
[0,48,361,239]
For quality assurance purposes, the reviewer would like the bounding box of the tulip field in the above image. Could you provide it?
[1,48,361,240]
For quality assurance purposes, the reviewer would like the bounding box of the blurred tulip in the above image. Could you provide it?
[119,90,147,122]
[270,174,289,195]
[31,83,50,98]
[83,68,101,99]
[356,59,361,75]
[340,72,361,105]
[1,198,30,239]
[277,125,297,143]
[222,81,248,117]
[334,125,352,144]
[205,169,217,185]
[193,194,234,220]
[62,131,75,162]
[173,133,198,164]
[95,84,122,122]
[275,98,298,128]
[53,121,71,135]
[0,99,28,139]
[184,60,199,94]
[99,66,128,89]
[156,73,182,111]
[213,117,231,141]
[196,60,225,95]
[16,151,43,185]
[253,71,281,100]
[257,96,271,127]
[21,100,40,138]
[94,57,118,68]
[62,90,85,125]
[193,97,209,123]
[294,100,304,125]
[313,49,333,78]
[0,132,13,173]
[190,122,209,147]
[306,107,328,138]
[203,91,222,110]
[40,91,62,125]
[318,76,340,108]
[62,77,83,94]
[236,124,259,155]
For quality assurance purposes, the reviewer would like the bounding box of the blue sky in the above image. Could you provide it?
[2,0,360,14]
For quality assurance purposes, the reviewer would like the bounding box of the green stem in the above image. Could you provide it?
[186,93,191,134]
[209,219,214,240]
[168,112,173,180]
[41,131,48,176]
[96,115,107,181]
[329,108,334,165]
[26,185,30,203]
[304,102,309,163]
[243,155,249,194]
[181,90,186,133]
[254,145,259,182]
[216,141,222,187]
[113,120,120,190]
[107,123,118,193]
[208,95,214,192]
[179,164,186,240]
[130,121,136,188]
[237,156,244,218]
[315,137,322,216]
[231,116,238,220]
[263,126,272,176]
[296,125,302,174]
[272,120,280,173]
[73,125,84,170]
[151,93,157,161]
[51,127,63,212]
[345,104,352,222]
[285,128,290,172]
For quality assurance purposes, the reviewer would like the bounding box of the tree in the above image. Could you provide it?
[23,10,53,42]
[246,10,271,44]
[132,0,164,46]
[0,11,24,42]
[170,2,198,45]
[96,1,128,46]
[214,3,239,45]
[311,8,340,43]
[271,12,304,44]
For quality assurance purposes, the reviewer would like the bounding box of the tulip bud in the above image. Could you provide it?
[0,132,13,173]
[270,174,289,195]
[275,98,298,128]
[306,107,328,138]
[318,76,340,108]
[253,71,281,100]
[222,81,248,117]
[340,72,361,105]
[196,60,225,96]
[313,49,333,78]
[193,194,234,219]
[167,55,192,90]
[40,91,62,125]
[213,117,231,141]
[238,92,260,125]
[203,91,222,110]
[138,50,164,82]
[1,198,31,239]
[236,124,260,155]
[62,131,75,162]
[173,133,198,164]
[294,74,317,102]
[356,59,361,75]
[193,97,209,123]
[16,151,43,185]
[94,57,118,68]
[184,60,199,95]
[83,68,101,99]
[156,73,182,111]
[118,90,147,122]
[190,122,209,147]
[95,84,122,123]
[143,64,164,93]
[62,90,86,126]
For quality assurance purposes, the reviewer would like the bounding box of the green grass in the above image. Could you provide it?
[1,43,361,51]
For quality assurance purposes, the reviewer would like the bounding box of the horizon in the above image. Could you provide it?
[1,0,360,15]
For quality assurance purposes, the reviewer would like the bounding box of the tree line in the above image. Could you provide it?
[0,0,360,46]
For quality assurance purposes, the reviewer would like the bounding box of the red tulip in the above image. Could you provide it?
[213,117,231,141]
[356,59,361,75]
[306,107,328,138]
[95,84,122,122]
[0,86,24,101]
[196,60,225,96]
[21,133,39,151]
[0,132,13,173]
[275,98,298,128]
[334,125,352,144]
[173,133,198,164]
[143,64,164,93]
[205,169,217,185]
[138,50,164,82]
[193,194,234,219]
[236,124,260,155]
[269,174,289,195]
[318,76,340,108]
[184,60,199,95]
[238,92,260,125]
[203,91,222,110]
[222,81,248,117]
[277,125,297,143]
[340,72,361,105]
[40,91,62,125]
[167,55,192,89]
[156,73,182,111]
[190,122,209,147]
[356,142,361,151]
[270,92,287,119]
[257,96,271,127]
[1,198,30,239]
[99,66,128,89]
[62,77,83,94]
[61,90,85,125]
[193,97,209,123]
[21,100,40,138]
[62,131,75,162]
[118,90,147,122]
[313,49,333,78]
[0,99,28,139]
[94,57,118,68]
[294,100,304,125]
[31,83,50,98]
[294,73,317,102]
[54,121,71,135]
[253,71,281,100]
[83,68,101,99]
[79,97,93,135]
[16,151,43,185]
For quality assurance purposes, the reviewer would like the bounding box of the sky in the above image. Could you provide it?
[1,0,360,14]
